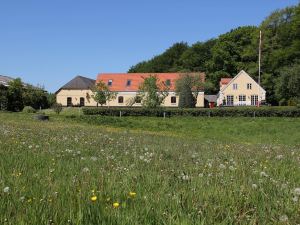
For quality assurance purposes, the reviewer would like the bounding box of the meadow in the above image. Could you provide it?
[0,111,300,224]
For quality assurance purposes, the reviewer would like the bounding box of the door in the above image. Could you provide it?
[67,97,72,107]
[80,97,85,107]
[226,95,234,106]
[251,95,258,106]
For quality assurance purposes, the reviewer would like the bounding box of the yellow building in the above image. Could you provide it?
[56,76,97,107]
[56,73,206,107]
[217,70,266,106]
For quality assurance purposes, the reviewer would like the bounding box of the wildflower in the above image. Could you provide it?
[229,166,235,171]
[113,202,120,208]
[91,195,97,202]
[82,167,90,173]
[260,171,268,177]
[90,156,97,161]
[219,164,226,169]
[3,186,10,193]
[293,187,300,196]
[292,196,298,202]
[252,184,258,189]
[129,192,136,198]
[279,214,288,222]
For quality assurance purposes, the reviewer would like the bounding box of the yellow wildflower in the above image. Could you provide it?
[113,202,120,208]
[91,195,97,202]
[129,192,136,198]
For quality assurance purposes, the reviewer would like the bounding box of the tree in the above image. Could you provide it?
[0,84,8,110]
[52,103,63,114]
[92,80,117,107]
[276,62,300,105]
[176,74,204,108]
[137,75,169,108]
[23,85,49,109]
[7,78,24,111]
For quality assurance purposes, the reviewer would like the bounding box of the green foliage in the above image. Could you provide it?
[175,74,204,108]
[7,78,24,111]
[276,62,300,105]
[82,106,300,117]
[128,42,189,72]
[52,103,63,114]
[137,75,169,108]
[128,3,300,105]
[22,85,49,109]
[46,93,56,107]
[92,80,117,107]
[0,85,8,111]
[22,106,37,113]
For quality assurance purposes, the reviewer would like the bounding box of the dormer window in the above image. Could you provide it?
[126,80,131,86]
[108,79,113,86]
[233,83,238,90]
[165,79,171,86]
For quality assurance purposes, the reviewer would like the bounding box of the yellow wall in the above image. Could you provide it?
[56,90,205,107]
[217,71,266,106]
[107,92,204,107]
[56,89,97,106]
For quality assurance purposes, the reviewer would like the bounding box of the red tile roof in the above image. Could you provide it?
[220,78,232,87]
[96,73,205,91]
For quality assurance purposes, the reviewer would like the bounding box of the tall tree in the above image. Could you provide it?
[137,75,169,108]
[7,78,24,111]
[92,80,117,107]
[176,74,204,108]
[0,85,8,110]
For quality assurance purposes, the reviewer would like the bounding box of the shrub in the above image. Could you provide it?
[22,106,36,113]
[52,103,63,114]
[82,106,300,117]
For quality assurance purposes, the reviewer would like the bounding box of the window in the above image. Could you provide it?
[247,83,252,90]
[239,95,246,105]
[171,96,176,104]
[165,79,171,86]
[80,97,85,107]
[67,97,72,107]
[126,80,131,86]
[233,83,238,90]
[108,79,113,86]
[135,96,142,103]
[251,95,258,106]
[226,95,234,106]
[118,96,124,103]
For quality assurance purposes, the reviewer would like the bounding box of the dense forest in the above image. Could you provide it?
[128,4,300,106]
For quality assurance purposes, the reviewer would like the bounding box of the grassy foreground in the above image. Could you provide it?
[0,112,300,224]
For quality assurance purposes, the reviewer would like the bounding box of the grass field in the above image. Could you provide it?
[0,111,300,224]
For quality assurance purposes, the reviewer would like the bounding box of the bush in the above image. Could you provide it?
[22,106,36,113]
[52,103,63,114]
[82,106,300,117]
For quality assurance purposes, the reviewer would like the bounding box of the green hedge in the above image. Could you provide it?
[82,106,300,117]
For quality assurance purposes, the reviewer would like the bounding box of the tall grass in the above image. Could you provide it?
[0,112,299,224]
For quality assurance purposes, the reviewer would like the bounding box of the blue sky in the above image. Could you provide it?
[0,0,299,92]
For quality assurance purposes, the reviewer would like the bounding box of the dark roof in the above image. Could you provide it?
[204,95,217,103]
[57,76,95,93]
[0,75,14,86]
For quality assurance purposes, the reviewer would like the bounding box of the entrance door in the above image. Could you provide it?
[251,95,258,106]
[226,95,234,106]
[67,97,72,107]
[80,97,85,107]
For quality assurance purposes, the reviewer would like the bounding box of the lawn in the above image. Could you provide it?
[0,112,300,224]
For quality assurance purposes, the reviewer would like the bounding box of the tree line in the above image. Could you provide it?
[0,78,55,111]
[128,4,300,106]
